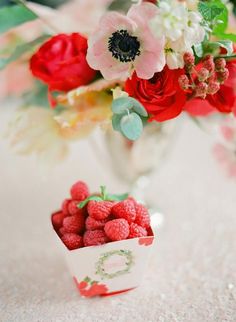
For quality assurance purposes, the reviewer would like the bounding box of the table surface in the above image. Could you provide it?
[0,115,236,322]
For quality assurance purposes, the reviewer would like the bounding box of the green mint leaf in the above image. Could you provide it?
[0,35,51,70]
[100,186,107,200]
[106,193,129,201]
[77,196,103,209]
[0,4,37,34]
[120,112,143,141]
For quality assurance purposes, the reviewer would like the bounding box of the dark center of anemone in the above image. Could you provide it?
[108,29,141,63]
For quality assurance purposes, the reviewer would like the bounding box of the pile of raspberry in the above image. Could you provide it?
[52,181,152,250]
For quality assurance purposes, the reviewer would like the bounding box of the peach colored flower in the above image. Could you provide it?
[87,3,165,80]
[5,107,88,164]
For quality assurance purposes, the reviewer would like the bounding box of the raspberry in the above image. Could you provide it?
[135,203,150,229]
[83,230,109,246]
[207,81,220,95]
[198,68,209,82]
[215,58,226,71]
[129,223,147,238]
[183,52,195,66]
[85,216,108,230]
[61,233,83,250]
[87,200,113,220]
[70,181,89,201]
[59,227,67,236]
[63,214,85,234]
[178,75,189,90]
[112,199,136,223]
[61,199,71,215]
[68,200,82,215]
[52,211,66,230]
[104,219,129,241]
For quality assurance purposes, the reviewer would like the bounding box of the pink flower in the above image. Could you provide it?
[87,3,165,80]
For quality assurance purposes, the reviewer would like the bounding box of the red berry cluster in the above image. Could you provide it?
[52,181,152,250]
[178,52,229,99]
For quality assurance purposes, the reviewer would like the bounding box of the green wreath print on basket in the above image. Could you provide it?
[95,249,134,279]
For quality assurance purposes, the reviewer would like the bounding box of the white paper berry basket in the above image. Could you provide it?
[51,213,156,298]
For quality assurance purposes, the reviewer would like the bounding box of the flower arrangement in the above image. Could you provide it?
[0,0,236,157]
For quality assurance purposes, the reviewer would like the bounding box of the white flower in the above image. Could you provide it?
[150,0,205,69]
[150,1,187,41]
[165,50,184,69]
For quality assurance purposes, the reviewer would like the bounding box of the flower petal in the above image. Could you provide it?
[134,51,165,79]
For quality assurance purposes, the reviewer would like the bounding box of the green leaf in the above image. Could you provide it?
[22,81,49,108]
[198,1,223,21]
[100,185,107,200]
[106,193,129,201]
[84,276,91,283]
[193,43,204,58]
[0,35,50,70]
[215,40,233,55]
[112,114,123,131]
[199,0,228,34]
[129,97,148,117]
[120,112,143,141]
[112,97,147,117]
[0,4,37,34]
[214,32,236,42]
[108,0,132,12]
[112,97,132,115]
[77,196,103,209]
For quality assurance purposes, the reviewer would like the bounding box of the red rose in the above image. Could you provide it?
[184,59,236,116]
[125,67,186,122]
[207,60,236,114]
[30,33,96,92]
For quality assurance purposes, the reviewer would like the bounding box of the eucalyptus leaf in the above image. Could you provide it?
[112,96,147,117]
[129,97,148,117]
[0,4,37,34]
[112,97,132,115]
[0,35,50,70]
[112,114,123,131]
[120,112,143,141]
